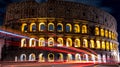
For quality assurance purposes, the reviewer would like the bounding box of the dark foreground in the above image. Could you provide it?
[0,61,119,67]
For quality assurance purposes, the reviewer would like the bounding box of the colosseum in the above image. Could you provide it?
[0,0,119,63]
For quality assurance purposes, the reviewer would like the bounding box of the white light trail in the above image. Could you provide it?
[0,30,29,39]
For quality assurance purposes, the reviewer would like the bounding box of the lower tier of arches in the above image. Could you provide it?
[14,53,117,63]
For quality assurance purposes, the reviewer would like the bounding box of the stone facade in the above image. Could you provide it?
[1,0,119,62]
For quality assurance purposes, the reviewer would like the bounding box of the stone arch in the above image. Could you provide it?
[74,24,80,33]
[57,53,63,61]
[21,38,27,47]
[48,53,54,62]
[39,38,45,46]
[66,38,72,47]
[91,54,95,62]
[29,38,36,47]
[57,38,63,46]
[48,23,54,31]
[48,37,54,47]
[66,23,72,32]
[29,53,36,61]
[57,23,63,32]
[39,53,45,62]
[82,54,89,62]
[30,23,36,32]
[74,39,80,47]
[102,54,106,63]
[20,54,26,61]
[97,54,102,63]
[39,23,45,31]
[66,54,72,61]
[75,53,81,61]
[82,25,87,33]
[21,23,28,32]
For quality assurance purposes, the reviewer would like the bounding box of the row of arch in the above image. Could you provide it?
[15,53,115,63]
[21,38,118,51]
[22,23,87,33]
[95,27,116,40]
[21,23,117,40]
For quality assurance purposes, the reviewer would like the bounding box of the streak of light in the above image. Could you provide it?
[0,30,29,39]
[0,30,102,63]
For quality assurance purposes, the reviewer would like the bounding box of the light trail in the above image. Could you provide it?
[1,61,95,67]
[59,46,97,56]
[0,29,115,63]
[0,30,30,39]
[85,47,97,55]
[0,29,97,55]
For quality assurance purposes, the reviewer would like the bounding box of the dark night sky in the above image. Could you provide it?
[0,0,120,49]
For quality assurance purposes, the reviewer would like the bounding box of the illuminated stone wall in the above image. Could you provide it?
[5,0,117,31]
[2,0,119,62]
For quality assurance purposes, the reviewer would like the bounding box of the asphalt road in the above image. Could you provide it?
[0,62,119,67]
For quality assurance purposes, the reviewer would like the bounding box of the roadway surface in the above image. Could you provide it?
[0,61,119,67]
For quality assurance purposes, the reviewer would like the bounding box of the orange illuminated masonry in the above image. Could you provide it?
[0,0,119,64]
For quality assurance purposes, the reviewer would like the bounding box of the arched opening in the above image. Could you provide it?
[109,31,112,38]
[48,53,54,62]
[74,24,80,33]
[29,53,36,61]
[22,23,28,32]
[21,23,28,32]
[110,42,113,51]
[66,24,72,32]
[91,54,95,62]
[66,38,72,47]
[102,54,106,63]
[95,27,99,35]
[96,40,100,49]
[20,54,26,61]
[112,32,114,39]
[30,23,36,32]
[57,38,63,46]
[107,55,110,62]
[67,54,72,61]
[82,54,89,62]
[100,28,104,36]
[75,53,81,61]
[48,37,54,47]
[39,38,45,47]
[102,41,105,50]
[48,23,54,31]
[82,25,87,33]
[106,41,109,50]
[83,38,88,48]
[97,54,102,63]
[105,30,108,37]
[57,23,63,32]
[29,38,36,47]
[21,38,27,47]
[15,56,18,62]
[39,53,45,62]
[90,39,94,48]
[39,23,45,31]
[74,39,80,47]
[57,53,63,61]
